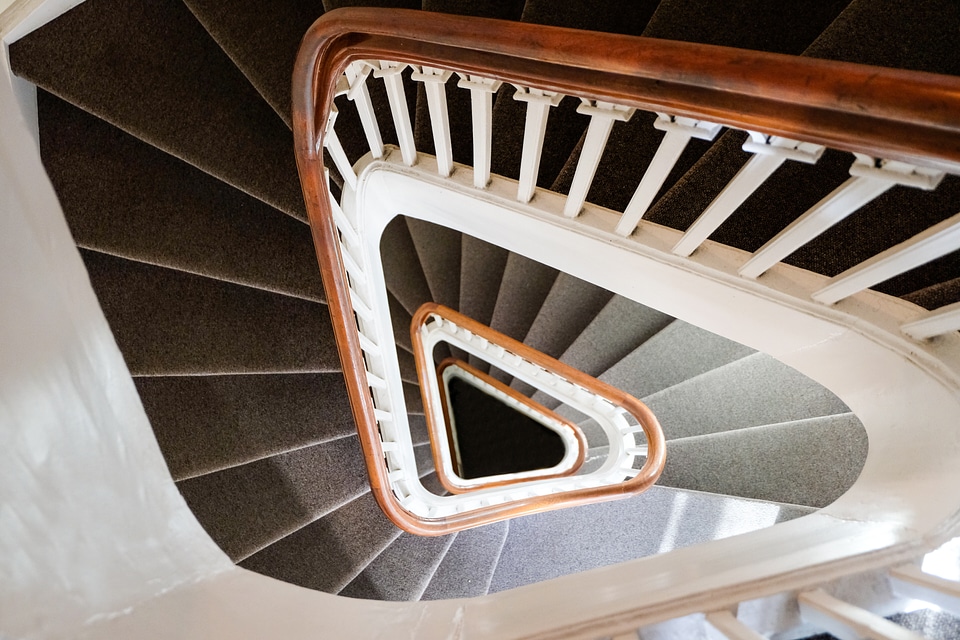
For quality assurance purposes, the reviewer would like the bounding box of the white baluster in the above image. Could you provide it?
[890,564,960,617]
[373,61,417,166]
[740,155,944,279]
[902,300,960,340]
[704,610,765,640]
[616,114,722,235]
[563,100,634,218]
[798,589,924,640]
[322,103,358,190]
[412,66,454,177]
[813,209,960,304]
[344,61,384,158]
[671,132,823,256]
[513,86,563,203]
[457,74,502,189]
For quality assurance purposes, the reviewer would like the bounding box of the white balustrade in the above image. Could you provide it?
[457,74,502,189]
[739,155,944,279]
[813,210,960,305]
[344,61,384,159]
[798,589,924,640]
[671,132,823,257]
[322,103,358,189]
[902,301,960,340]
[513,86,563,203]
[373,61,417,166]
[412,66,454,176]
[616,113,722,236]
[563,100,634,218]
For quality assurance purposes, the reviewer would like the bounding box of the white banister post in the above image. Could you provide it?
[321,103,358,190]
[799,589,924,640]
[412,66,454,177]
[457,74,501,189]
[373,61,417,166]
[344,60,384,159]
[615,114,722,235]
[705,610,766,640]
[671,132,823,256]
[901,301,960,340]
[813,209,960,304]
[562,100,634,218]
[739,155,944,279]
[513,86,563,203]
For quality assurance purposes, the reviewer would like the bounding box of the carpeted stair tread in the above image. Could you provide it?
[338,531,457,600]
[381,216,434,317]
[8,0,306,218]
[81,250,339,375]
[596,320,756,400]
[659,413,868,508]
[487,485,813,593]
[904,277,960,311]
[40,91,323,302]
[398,347,420,384]
[531,295,673,409]
[460,234,510,370]
[136,372,354,481]
[405,217,462,310]
[176,435,371,561]
[643,352,850,440]
[239,490,401,593]
[181,0,326,126]
[403,381,425,415]
[421,521,510,600]
[520,273,615,360]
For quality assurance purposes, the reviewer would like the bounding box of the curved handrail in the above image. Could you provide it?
[292,8,960,535]
[432,357,587,494]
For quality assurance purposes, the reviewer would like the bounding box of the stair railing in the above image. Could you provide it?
[293,9,960,537]
[413,303,655,498]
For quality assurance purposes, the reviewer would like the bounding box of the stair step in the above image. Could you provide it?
[176,435,371,560]
[136,372,354,480]
[642,352,850,440]
[660,413,868,508]
[421,521,510,600]
[520,272,614,359]
[40,91,323,302]
[81,251,338,375]
[487,485,814,593]
[182,0,326,126]
[905,277,960,311]
[238,490,402,593]
[8,0,305,218]
[406,217,462,310]
[596,320,755,400]
[460,234,510,371]
[531,295,673,409]
[381,216,434,317]
[338,532,457,600]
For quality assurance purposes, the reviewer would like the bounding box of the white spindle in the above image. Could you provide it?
[412,66,454,176]
[373,61,417,166]
[890,564,960,617]
[344,61,384,159]
[704,611,765,640]
[457,74,501,189]
[322,104,358,190]
[672,133,823,257]
[813,210,960,304]
[739,156,944,279]
[902,301,960,340]
[563,100,634,218]
[513,86,562,203]
[616,114,722,236]
[798,589,924,640]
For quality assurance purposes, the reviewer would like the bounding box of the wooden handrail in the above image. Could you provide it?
[430,357,587,494]
[292,8,960,534]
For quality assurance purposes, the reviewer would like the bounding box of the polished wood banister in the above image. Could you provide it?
[292,8,960,535]
[431,357,588,494]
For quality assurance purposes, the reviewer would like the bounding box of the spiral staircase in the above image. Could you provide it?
[4,0,960,637]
